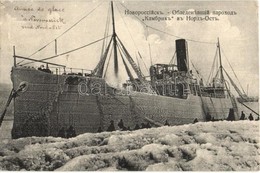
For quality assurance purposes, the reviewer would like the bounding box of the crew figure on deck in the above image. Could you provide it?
[107,120,115,132]
[240,111,246,120]
[97,127,103,133]
[164,120,170,126]
[206,113,212,121]
[248,113,254,121]
[193,118,198,124]
[118,119,127,131]
[38,64,52,73]
[133,124,140,130]
[66,125,76,138]
[146,122,151,128]
[226,108,235,121]
[57,127,66,138]
[141,123,146,129]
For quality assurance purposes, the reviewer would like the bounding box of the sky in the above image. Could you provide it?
[0,0,258,96]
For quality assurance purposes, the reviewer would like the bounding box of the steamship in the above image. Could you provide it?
[10,2,239,138]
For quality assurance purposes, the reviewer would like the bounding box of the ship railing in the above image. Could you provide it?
[201,92,228,98]
[49,67,92,76]
[14,55,66,68]
[14,55,92,76]
[184,88,190,95]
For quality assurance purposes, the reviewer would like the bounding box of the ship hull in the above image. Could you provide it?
[11,67,238,138]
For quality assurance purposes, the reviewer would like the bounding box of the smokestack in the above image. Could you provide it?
[175,39,188,72]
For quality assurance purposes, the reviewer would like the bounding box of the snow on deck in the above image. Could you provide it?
[0,120,259,171]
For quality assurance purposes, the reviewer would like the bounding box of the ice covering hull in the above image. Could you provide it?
[11,67,237,138]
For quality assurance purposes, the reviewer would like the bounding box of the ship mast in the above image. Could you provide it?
[111,1,118,75]
[217,38,224,84]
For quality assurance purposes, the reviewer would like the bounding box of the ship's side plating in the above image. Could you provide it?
[11,66,235,138]
[8,2,240,139]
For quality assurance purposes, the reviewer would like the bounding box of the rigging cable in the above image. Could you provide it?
[100,5,111,59]
[190,60,206,83]
[93,37,113,76]
[115,3,149,74]
[148,43,153,66]
[116,36,145,79]
[19,2,104,65]
[168,51,176,65]
[146,27,154,66]
[206,46,218,85]
[213,68,220,84]
[119,2,216,45]
[223,67,259,116]
[221,47,246,95]
[137,52,149,73]
[147,26,216,45]
[103,43,114,78]
[117,44,135,81]
[135,53,140,71]
[23,35,111,64]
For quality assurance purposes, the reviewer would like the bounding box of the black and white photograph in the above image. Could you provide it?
[0,0,259,171]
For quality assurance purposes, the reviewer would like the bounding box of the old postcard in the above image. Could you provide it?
[0,0,259,171]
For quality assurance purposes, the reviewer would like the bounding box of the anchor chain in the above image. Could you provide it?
[0,82,28,128]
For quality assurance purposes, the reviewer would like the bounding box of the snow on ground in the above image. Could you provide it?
[0,120,259,171]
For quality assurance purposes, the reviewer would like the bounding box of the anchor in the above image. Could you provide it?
[0,82,28,128]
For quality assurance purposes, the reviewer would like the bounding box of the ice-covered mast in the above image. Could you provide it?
[217,38,224,84]
[93,1,148,85]
[111,1,118,75]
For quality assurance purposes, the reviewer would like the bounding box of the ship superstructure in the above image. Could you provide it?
[8,2,240,138]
